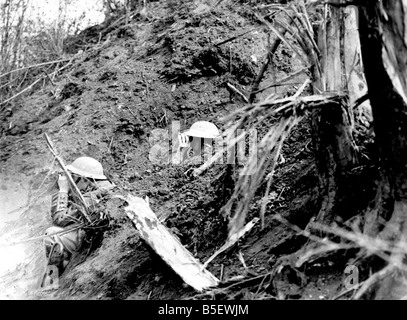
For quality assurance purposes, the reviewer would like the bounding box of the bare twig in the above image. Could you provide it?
[126,105,138,118]
[292,78,311,98]
[0,77,42,105]
[108,136,114,152]
[188,273,271,299]
[0,58,73,105]
[226,82,249,103]
[42,70,56,86]
[0,58,70,79]
[214,0,225,8]
[53,59,73,75]
[214,28,259,47]
[254,273,270,297]
[0,76,19,90]
[252,66,310,95]
[238,251,248,270]
[16,69,29,90]
[277,186,286,200]
[272,214,334,246]
[51,62,60,81]
[249,52,272,103]
[249,16,291,103]
[351,93,369,110]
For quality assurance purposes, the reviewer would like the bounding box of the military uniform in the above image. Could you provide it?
[41,157,114,288]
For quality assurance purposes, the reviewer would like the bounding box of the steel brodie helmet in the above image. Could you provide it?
[66,157,107,180]
[184,121,220,139]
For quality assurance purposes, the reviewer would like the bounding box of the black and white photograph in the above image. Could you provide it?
[0,0,405,306]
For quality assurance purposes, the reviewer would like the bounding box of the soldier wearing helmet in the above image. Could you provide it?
[41,157,114,287]
[177,121,221,164]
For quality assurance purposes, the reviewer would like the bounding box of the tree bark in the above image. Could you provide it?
[310,3,359,226]
[358,0,407,299]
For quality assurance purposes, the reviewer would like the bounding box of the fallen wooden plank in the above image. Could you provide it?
[123,194,219,292]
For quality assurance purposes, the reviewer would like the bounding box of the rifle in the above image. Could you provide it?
[44,133,92,223]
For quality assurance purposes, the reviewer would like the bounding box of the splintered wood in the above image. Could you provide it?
[124,195,219,292]
[202,218,259,270]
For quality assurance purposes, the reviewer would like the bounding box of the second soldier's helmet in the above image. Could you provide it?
[184,121,220,139]
[66,157,107,180]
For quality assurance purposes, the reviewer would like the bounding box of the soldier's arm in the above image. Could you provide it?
[50,175,70,220]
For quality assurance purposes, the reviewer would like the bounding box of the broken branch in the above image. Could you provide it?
[124,194,219,291]
[249,17,291,103]
[0,77,42,105]
[226,82,249,103]
[0,58,71,79]
[214,28,259,47]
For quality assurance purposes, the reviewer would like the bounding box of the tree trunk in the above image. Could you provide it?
[310,3,359,226]
[358,0,407,299]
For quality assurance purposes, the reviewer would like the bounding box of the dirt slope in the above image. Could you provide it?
[0,0,345,300]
